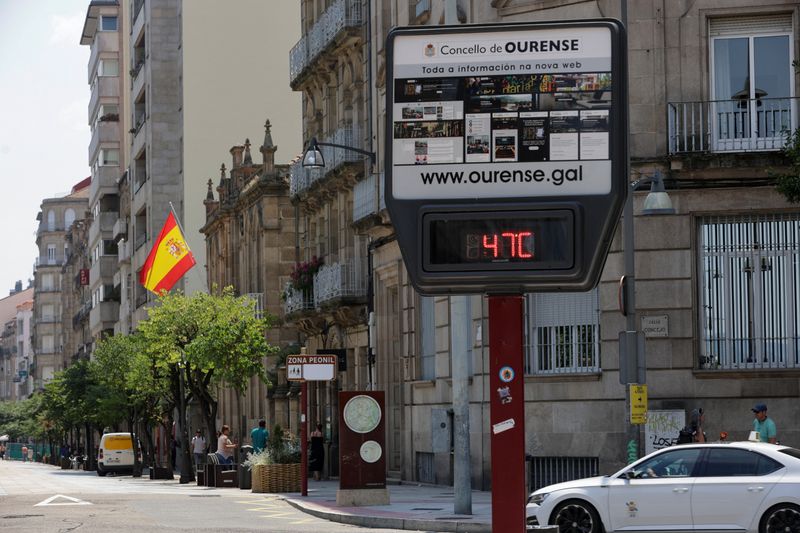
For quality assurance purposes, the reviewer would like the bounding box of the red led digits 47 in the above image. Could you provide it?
[478,231,535,260]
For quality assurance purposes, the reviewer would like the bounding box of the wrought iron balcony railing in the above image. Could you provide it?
[290,125,362,197]
[289,0,363,86]
[668,96,798,154]
[313,258,368,306]
[282,284,314,316]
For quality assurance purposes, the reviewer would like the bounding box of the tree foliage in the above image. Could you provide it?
[775,60,800,203]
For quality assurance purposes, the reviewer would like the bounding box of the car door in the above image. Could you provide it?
[607,447,703,531]
[690,448,784,531]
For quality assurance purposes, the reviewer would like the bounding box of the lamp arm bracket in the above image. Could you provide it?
[315,141,376,163]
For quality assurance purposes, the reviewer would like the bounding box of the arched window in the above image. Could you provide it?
[47,210,56,231]
[64,209,75,229]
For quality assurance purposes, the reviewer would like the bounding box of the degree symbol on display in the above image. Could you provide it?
[499,366,515,383]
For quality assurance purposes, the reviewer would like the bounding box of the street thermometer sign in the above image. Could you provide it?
[385,19,627,293]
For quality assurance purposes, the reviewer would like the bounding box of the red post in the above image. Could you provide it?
[301,380,308,496]
[488,295,526,532]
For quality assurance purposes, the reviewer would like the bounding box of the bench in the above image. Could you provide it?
[205,453,237,488]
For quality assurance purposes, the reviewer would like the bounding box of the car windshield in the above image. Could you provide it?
[625,448,703,479]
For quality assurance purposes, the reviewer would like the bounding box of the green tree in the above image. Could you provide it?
[775,59,800,202]
[137,287,276,474]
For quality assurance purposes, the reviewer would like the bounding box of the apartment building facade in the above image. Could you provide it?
[0,287,34,401]
[280,0,800,488]
[32,181,90,388]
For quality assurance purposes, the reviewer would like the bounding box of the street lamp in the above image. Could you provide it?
[301,137,376,169]
[621,170,675,459]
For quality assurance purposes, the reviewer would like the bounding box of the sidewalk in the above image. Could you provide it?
[282,480,492,533]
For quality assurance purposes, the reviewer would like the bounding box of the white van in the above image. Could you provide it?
[97,433,139,476]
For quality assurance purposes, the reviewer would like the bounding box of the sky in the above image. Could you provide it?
[0,0,90,295]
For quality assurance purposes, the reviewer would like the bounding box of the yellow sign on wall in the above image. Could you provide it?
[630,384,648,424]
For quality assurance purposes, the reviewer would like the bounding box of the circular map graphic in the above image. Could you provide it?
[343,395,382,434]
[359,440,382,464]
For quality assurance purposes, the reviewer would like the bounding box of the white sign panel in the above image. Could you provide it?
[286,354,337,381]
[390,26,613,200]
[645,410,685,455]
[642,315,669,337]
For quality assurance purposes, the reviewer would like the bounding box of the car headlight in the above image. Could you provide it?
[529,492,550,505]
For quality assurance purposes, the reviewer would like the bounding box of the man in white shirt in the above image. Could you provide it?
[191,430,206,471]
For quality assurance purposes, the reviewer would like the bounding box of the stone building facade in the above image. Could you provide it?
[281,0,800,490]
[0,287,34,401]
[200,121,300,442]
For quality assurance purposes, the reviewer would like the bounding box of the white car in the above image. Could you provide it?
[527,442,800,533]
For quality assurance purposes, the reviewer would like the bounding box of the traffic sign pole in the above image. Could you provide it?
[488,295,526,532]
[301,381,308,496]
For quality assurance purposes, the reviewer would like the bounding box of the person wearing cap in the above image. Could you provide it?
[751,403,777,444]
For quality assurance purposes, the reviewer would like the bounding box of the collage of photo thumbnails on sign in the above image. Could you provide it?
[392,73,611,166]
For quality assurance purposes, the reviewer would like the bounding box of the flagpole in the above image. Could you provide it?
[168,201,209,293]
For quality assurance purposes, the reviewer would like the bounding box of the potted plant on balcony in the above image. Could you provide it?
[284,256,323,301]
[246,425,301,493]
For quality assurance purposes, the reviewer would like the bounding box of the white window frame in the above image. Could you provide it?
[526,289,601,375]
[99,148,119,166]
[99,15,118,31]
[698,213,800,370]
[709,17,795,152]
[97,58,119,77]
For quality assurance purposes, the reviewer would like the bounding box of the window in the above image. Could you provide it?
[41,273,53,291]
[701,449,782,477]
[628,448,702,479]
[102,239,118,256]
[98,59,119,77]
[710,15,794,151]
[419,296,435,379]
[94,104,119,128]
[100,15,118,31]
[526,289,600,374]
[64,208,75,229]
[46,244,56,263]
[42,335,54,353]
[99,149,119,166]
[698,213,800,370]
[47,210,55,231]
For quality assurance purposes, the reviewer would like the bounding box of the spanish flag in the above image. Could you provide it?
[139,211,196,294]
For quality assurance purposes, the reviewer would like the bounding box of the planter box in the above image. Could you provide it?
[149,466,174,480]
[252,463,301,493]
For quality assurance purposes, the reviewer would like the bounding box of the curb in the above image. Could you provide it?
[283,497,491,533]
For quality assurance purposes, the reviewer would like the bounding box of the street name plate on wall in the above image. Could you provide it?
[641,315,668,338]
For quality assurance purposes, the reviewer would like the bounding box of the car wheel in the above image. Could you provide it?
[97,466,107,477]
[551,499,603,533]
[760,504,800,533]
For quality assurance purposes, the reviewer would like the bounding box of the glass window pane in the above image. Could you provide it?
[101,16,118,31]
[713,38,749,100]
[629,448,702,479]
[703,449,759,477]
[100,59,119,77]
[754,36,790,99]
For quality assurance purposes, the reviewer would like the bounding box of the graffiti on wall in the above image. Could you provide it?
[644,410,685,455]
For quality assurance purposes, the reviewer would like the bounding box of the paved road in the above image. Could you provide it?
[0,460,413,532]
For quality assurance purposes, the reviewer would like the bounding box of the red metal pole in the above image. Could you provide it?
[488,295,526,532]
[301,380,308,496]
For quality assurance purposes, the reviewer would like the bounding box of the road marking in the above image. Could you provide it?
[34,495,92,506]
[291,518,316,524]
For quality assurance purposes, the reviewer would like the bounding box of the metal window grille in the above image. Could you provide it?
[416,451,435,484]
[699,213,800,370]
[526,290,600,374]
[529,456,599,492]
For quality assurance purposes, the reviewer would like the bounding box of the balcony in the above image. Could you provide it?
[89,120,120,165]
[289,0,363,87]
[36,315,58,325]
[668,97,798,154]
[90,300,119,332]
[34,256,64,268]
[88,77,120,124]
[290,125,363,198]
[89,212,118,247]
[353,172,386,224]
[132,0,145,38]
[117,239,131,264]
[132,114,147,158]
[313,258,368,307]
[72,302,91,329]
[90,255,117,285]
[113,218,127,242]
[282,285,314,316]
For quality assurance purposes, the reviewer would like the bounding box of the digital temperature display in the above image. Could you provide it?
[425,210,574,271]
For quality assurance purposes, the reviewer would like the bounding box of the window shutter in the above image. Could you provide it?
[709,14,792,36]
[529,290,598,327]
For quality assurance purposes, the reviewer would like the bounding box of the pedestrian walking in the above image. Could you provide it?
[751,403,777,443]
[216,425,237,469]
[309,423,325,481]
[250,420,268,454]
[191,430,206,471]
[0,443,5,460]
[21,445,28,462]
